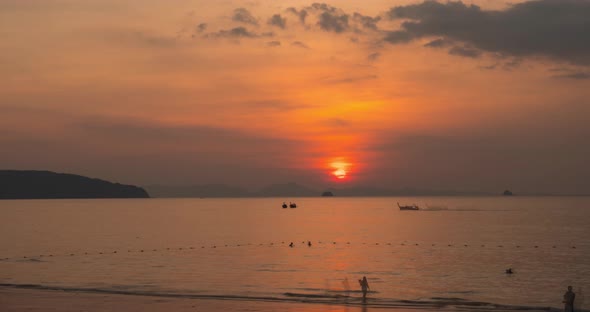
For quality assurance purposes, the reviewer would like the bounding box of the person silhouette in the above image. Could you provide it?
[359,276,370,299]
[563,285,575,312]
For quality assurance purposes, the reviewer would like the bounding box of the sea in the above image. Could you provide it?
[1,197,588,311]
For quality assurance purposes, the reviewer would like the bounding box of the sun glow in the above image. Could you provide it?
[329,159,351,181]
[333,168,346,179]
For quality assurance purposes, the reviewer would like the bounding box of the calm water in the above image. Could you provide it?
[1,197,589,311]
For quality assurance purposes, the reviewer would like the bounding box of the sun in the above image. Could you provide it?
[329,159,351,181]
[333,168,347,179]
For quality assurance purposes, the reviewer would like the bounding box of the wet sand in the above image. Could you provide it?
[0,286,422,312]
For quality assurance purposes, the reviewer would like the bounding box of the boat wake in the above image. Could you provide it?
[0,283,568,311]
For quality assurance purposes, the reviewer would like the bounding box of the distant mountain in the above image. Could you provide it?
[0,170,149,199]
[142,182,492,198]
[145,184,249,198]
[253,182,317,197]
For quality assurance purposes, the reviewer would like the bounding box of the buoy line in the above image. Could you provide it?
[0,241,582,262]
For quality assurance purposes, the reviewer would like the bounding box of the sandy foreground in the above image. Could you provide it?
[0,287,426,312]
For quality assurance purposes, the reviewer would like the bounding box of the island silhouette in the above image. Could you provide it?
[0,170,149,199]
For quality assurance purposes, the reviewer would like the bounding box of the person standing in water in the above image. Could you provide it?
[359,276,370,299]
[563,286,575,312]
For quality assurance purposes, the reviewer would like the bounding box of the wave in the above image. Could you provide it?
[0,283,570,311]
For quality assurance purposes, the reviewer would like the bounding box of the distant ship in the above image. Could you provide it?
[321,191,334,197]
[503,190,513,196]
[397,202,419,210]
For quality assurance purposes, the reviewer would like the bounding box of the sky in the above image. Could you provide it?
[1,0,589,194]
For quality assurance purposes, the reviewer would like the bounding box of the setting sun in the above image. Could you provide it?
[333,168,347,179]
[329,159,351,181]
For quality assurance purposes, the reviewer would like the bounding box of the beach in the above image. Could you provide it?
[1,286,432,312]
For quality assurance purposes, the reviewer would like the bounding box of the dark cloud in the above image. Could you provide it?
[373,124,590,194]
[206,27,272,39]
[325,118,351,127]
[232,8,258,26]
[286,7,308,24]
[553,71,590,80]
[266,41,281,47]
[385,0,590,65]
[322,74,378,84]
[268,14,287,29]
[308,3,338,13]
[367,52,380,62]
[352,12,381,30]
[424,38,452,48]
[448,45,481,58]
[292,41,309,49]
[197,23,207,33]
[317,11,350,33]
[383,30,413,44]
[110,31,177,48]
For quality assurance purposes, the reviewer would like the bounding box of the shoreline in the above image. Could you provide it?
[0,285,561,312]
[0,286,423,312]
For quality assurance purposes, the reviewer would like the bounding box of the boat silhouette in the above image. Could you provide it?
[397,202,419,210]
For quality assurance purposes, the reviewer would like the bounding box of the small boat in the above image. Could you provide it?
[289,202,297,208]
[398,202,419,210]
[282,202,288,208]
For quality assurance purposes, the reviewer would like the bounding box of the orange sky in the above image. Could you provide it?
[1,0,589,193]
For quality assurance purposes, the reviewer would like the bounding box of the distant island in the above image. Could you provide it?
[0,170,149,199]
[145,182,492,198]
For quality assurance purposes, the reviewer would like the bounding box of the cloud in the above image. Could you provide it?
[448,45,481,58]
[266,41,281,47]
[107,30,178,48]
[232,8,258,26]
[292,41,310,49]
[383,30,413,44]
[205,27,272,39]
[325,118,352,127]
[553,71,590,80]
[385,0,590,65]
[352,12,381,31]
[317,11,350,33]
[322,74,378,84]
[268,14,287,29]
[424,38,452,48]
[286,7,308,24]
[196,23,207,33]
[367,52,380,62]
